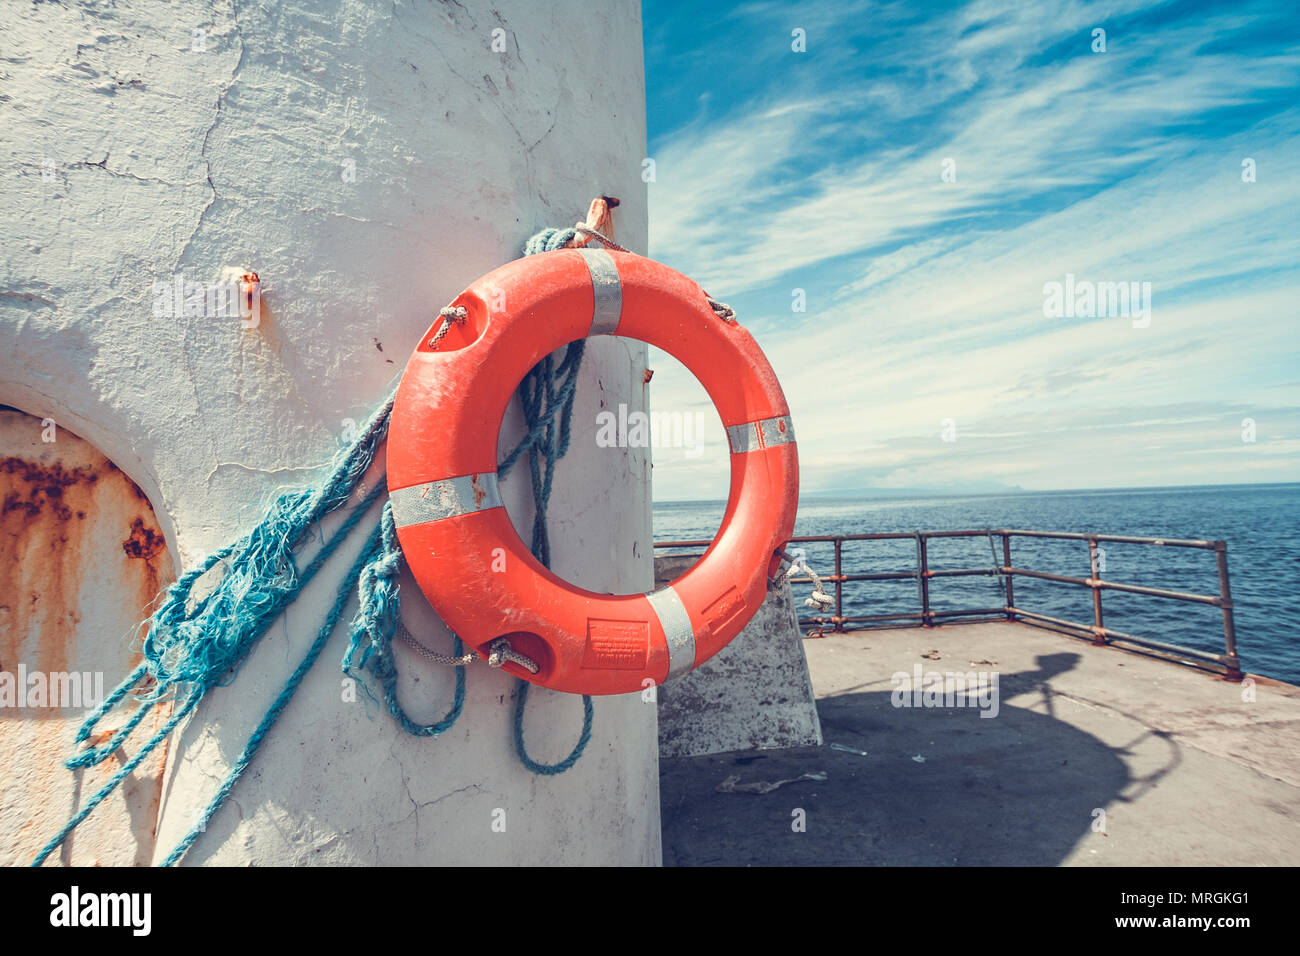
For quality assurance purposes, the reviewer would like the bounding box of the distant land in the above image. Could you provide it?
[652,480,1299,505]
[798,481,1025,498]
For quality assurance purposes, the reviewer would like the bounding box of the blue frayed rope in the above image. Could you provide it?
[500,229,594,773]
[340,501,467,737]
[34,225,596,867]
[340,224,593,770]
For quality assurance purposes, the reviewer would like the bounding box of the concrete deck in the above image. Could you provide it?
[660,621,1300,865]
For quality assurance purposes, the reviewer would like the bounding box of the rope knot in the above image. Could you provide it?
[781,547,835,612]
[486,637,540,674]
[487,638,510,668]
[428,306,468,349]
[369,549,402,580]
[806,591,835,611]
[706,297,736,322]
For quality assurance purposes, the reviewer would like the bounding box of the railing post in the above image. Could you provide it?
[834,536,844,633]
[1214,541,1242,681]
[1088,538,1106,646]
[916,532,932,627]
[1002,532,1014,621]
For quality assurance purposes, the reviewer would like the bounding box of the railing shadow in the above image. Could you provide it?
[661,652,1179,866]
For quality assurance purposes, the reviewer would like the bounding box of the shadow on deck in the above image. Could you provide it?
[660,622,1300,866]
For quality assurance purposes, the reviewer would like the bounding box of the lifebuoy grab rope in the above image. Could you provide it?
[782,547,836,611]
[388,245,800,696]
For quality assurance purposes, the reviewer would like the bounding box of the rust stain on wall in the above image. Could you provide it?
[0,410,177,866]
[123,516,166,561]
[0,457,104,679]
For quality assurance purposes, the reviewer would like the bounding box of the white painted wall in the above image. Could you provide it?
[2,0,659,865]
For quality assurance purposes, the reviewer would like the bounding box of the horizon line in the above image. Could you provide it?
[651,479,1300,505]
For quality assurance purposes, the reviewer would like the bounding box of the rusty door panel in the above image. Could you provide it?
[0,408,176,866]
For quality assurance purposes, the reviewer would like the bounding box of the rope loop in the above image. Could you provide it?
[512,680,594,776]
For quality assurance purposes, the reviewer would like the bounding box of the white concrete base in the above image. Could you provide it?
[654,554,823,758]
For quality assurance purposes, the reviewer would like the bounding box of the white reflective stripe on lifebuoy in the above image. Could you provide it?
[726,415,796,454]
[389,473,502,528]
[578,248,622,336]
[646,585,696,681]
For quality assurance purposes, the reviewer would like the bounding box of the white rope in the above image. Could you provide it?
[398,620,477,665]
[427,305,467,348]
[784,547,835,611]
[706,296,736,322]
[398,620,540,674]
[571,223,734,323]
[488,638,541,674]
[572,222,631,253]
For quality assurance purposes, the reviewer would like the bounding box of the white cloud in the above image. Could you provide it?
[642,0,1300,500]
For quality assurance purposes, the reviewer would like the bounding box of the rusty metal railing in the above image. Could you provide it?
[653,529,1241,681]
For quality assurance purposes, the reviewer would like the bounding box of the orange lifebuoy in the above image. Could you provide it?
[387,248,798,695]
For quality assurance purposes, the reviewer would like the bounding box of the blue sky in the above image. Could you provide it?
[638,0,1300,500]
